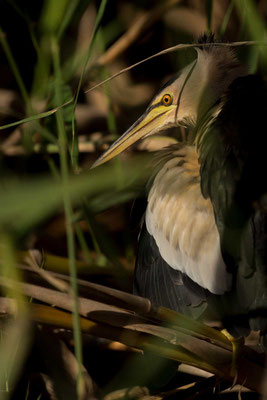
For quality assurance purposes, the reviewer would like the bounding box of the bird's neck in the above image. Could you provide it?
[188,47,248,143]
[185,47,247,127]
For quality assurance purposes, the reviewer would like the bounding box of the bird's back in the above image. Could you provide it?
[198,74,267,341]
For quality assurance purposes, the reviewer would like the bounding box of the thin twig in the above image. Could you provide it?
[0,142,97,156]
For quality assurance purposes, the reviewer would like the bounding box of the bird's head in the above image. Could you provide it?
[92,43,246,168]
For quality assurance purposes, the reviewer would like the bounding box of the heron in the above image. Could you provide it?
[93,35,267,347]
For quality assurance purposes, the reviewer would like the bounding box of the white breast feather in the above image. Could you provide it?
[145,146,232,295]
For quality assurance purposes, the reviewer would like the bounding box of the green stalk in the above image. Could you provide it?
[72,0,108,109]
[218,0,234,37]
[97,29,117,138]
[71,0,108,170]
[0,22,63,148]
[0,25,32,114]
[51,36,83,397]
[57,0,80,40]
[234,0,266,71]
[205,0,213,34]
[75,223,93,264]
[0,234,31,395]
[46,156,61,181]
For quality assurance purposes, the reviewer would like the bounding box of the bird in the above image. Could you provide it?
[92,35,267,347]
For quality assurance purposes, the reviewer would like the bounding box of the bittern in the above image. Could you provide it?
[93,35,267,345]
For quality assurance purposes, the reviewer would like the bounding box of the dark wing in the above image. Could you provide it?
[198,74,267,338]
[134,222,208,319]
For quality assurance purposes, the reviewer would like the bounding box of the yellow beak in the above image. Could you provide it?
[92,104,176,168]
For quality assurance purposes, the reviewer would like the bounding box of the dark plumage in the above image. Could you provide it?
[134,223,208,318]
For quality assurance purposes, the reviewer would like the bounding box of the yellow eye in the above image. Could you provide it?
[161,94,173,106]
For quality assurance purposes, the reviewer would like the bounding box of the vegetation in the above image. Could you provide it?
[0,0,266,399]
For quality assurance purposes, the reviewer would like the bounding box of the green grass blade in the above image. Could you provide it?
[0,235,31,397]
[218,0,234,37]
[97,29,118,137]
[40,0,69,34]
[0,25,32,113]
[57,0,80,40]
[234,0,266,72]
[51,35,84,398]
[71,0,108,170]
[32,0,68,96]
[0,154,152,234]
[0,99,73,131]
[205,0,213,33]
[0,317,32,398]
[75,224,93,264]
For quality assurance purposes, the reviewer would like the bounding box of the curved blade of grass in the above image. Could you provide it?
[0,99,73,131]
[84,41,266,94]
[0,42,265,134]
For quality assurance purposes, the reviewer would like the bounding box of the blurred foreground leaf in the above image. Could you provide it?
[0,154,153,235]
[0,316,32,399]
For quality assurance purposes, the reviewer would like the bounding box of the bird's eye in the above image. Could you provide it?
[161,94,173,106]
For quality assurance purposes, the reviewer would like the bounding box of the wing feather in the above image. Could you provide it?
[134,223,208,319]
[198,74,267,333]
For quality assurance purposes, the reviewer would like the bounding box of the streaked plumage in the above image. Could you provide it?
[93,35,267,344]
[146,145,231,294]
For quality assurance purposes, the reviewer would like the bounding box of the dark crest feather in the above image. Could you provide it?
[197,33,216,44]
[197,33,216,50]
